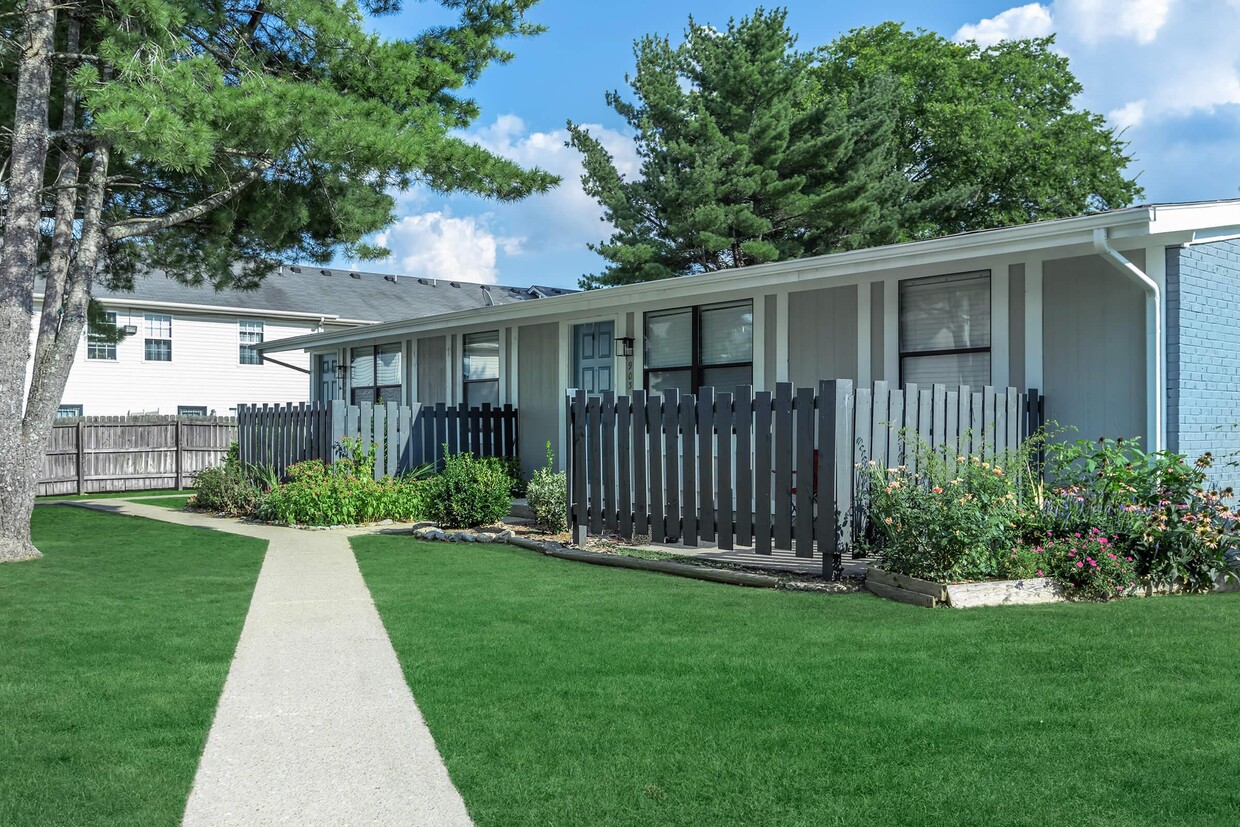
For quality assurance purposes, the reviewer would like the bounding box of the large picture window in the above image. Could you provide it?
[644,300,753,395]
[899,271,991,387]
[87,310,117,361]
[144,314,172,362]
[463,331,500,407]
[350,343,402,404]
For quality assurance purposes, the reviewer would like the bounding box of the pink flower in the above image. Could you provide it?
[1076,561,1085,568]
[1036,570,1043,576]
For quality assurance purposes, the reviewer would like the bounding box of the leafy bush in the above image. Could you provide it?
[190,444,263,515]
[861,439,1030,582]
[1039,530,1138,599]
[526,442,567,533]
[255,459,425,526]
[419,450,512,528]
[484,456,527,496]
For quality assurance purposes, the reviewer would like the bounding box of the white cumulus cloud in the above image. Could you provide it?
[1054,0,1174,45]
[373,211,522,285]
[954,3,1054,48]
[1108,100,1147,130]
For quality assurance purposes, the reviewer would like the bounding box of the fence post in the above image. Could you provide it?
[175,419,184,490]
[569,389,587,546]
[818,379,853,581]
[76,420,85,495]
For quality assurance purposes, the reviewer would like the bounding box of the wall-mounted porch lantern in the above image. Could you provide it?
[615,336,635,358]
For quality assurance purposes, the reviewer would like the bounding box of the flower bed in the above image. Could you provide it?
[859,434,1240,605]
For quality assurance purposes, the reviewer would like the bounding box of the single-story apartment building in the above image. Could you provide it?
[258,200,1240,487]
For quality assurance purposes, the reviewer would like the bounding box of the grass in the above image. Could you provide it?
[355,536,1240,827]
[129,495,193,510]
[36,488,193,502]
[1,507,264,826]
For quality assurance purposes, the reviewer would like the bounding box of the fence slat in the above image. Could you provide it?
[716,391,734,550]
[647,392,665,542]
[632,390,649,538]
[871,381,889,471]
[773,383,794,551]
[794,386,815,558]
[587,396,603,536]
[602,392,617,534]
[902,384,919,475]
[697,388,716,543]
[373,404,387,481]
[662,389,681,543]
[734,385,753,548]
[753,391,773,555]
[818,379,853,580]
[617,395,633,540]
[680,393,697,547]
[886,387,903,471]
[571,389,587,544]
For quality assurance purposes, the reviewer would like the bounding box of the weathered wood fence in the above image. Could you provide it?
[566,380,1045,578]
[38,415,237,496]
[237,400,518,478]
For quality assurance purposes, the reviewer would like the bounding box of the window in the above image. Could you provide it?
[463,331,500,407]
[87,311,118,361]
[178,406,208,417]
[144,314,172,362]
[239,320,264,365]
[350,343,401,404]
[899,271,991,387]
[644,300,753,395]
[56,405,83,419]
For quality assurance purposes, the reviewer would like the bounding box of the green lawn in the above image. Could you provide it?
[36,488,192,502]
[355,537,1240,827]
[1,507,264,826]
[129,495,193,510]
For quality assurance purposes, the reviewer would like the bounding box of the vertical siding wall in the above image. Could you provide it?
[518,322,561,477]
[1167,239,1240,489]
[1042,252,1147,442]
[788,284,858,387]
[417,335,447,404]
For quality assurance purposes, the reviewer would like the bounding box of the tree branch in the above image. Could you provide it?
[103,158,273,241]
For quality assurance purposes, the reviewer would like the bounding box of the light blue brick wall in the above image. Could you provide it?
[1166,239,1240,491]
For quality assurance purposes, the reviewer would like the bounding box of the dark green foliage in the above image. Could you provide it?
[419,451,512,528]
[254,459,425,526]
[817,23,1142,236]
[483,456,527,497]
[2,508,263,825]
[568,9,922,287]
[355,536,1240,826]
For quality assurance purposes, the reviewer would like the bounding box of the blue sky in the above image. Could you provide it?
[332,0,1240,289]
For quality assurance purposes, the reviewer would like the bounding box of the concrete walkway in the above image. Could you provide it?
[68,501,472,826]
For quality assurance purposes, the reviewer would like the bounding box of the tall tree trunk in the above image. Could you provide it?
[0,0,58,563]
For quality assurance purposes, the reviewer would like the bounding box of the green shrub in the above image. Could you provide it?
[861,439,1030,582]
[1039,530,1138,599]
[255,459,425,526]
[526,442,567,533]
[484,456,527,496]
[419,450,512,528]
[190,444,263,515]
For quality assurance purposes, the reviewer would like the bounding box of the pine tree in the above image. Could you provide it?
[0,0,557,561]
[568,8,920,288]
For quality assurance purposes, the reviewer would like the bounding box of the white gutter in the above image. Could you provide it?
[34,294,377,326]
[1092,228,1163,450]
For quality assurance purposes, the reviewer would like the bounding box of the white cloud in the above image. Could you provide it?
[466,114,641,254]
[954,4,1054,48]
[1054,0,1173,45]
[1108,99,1146,130]
[373,211,522,285]
[953,0,1240,200]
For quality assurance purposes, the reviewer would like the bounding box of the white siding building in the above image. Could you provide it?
[30,265,560,417]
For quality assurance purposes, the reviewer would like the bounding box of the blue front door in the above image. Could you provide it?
[574,322,614,394]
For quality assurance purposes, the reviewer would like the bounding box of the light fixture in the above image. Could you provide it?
[334,363,348,383]
[122,324,138,335]
[616,336,635,358]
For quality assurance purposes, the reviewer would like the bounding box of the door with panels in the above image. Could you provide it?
[573,321,614,394]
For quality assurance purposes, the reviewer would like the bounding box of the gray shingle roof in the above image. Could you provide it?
[67,265,559,322]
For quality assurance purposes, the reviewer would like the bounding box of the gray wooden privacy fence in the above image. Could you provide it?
[237,400,518,479]
[566,380,1046,578]
[38,415,237,496]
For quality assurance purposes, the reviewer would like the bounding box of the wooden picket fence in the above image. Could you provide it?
[38,415,237,496]
[237,400,518,479]
[566,380,1045,578]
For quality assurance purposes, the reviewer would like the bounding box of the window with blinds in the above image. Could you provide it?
[463,331,500,407]
[644,300,753,394]
[899,271,991,387]
[144,314,172,362]
[239,320,264,365]
[349,343,402,404]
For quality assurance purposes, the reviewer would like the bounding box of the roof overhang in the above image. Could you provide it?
[257,200,1240,354]
[34,293,378,326]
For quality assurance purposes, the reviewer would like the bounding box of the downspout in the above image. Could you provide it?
[1092,228,1163,450]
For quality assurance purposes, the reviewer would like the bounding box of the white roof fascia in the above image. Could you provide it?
[33,294,374,325]
[258,201,1240,354]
